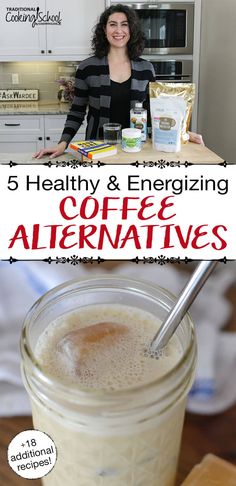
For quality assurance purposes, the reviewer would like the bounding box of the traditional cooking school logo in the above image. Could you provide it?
[5,6,62,28]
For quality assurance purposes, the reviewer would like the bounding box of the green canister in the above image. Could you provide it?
[121,128,142,152]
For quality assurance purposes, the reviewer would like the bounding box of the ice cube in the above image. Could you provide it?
[57,321,128,372]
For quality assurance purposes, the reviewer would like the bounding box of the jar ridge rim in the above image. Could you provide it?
[21,275,196,404]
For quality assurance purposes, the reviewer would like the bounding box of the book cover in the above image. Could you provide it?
[69,140,117,160]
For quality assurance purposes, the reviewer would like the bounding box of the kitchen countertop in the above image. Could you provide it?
[80,140,224,164]
[0,100,70,115]
[0,140,224,164]
[0,152,74,164]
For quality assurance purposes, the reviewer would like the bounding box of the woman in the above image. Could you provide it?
[34,4,203,159]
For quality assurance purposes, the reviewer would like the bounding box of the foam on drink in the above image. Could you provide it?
[36,304,182,391]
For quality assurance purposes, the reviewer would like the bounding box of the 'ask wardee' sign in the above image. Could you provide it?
[0,89,39,101]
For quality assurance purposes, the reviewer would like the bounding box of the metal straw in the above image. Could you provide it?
[150,260,218,354]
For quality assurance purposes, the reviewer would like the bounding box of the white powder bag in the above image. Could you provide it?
[149,82,195,145]
[151,96,187,152]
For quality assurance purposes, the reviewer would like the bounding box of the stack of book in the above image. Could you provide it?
[68,140,117,160]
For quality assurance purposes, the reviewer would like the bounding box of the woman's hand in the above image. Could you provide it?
[188,131,205,146]
[33,141,67,159]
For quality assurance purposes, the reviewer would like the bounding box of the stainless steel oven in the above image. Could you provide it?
[108,2,194,55]
[150,59,193,82]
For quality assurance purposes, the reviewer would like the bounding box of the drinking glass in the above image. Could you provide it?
[103,123,121,144]
[21,276,196,486]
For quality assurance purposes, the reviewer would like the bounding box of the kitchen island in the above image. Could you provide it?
[0,140,224,164]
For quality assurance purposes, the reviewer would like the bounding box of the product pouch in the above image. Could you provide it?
[151,96,187,153]
[149,82,195,144]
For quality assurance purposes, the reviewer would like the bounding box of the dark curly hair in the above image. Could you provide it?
[92,4,146,60]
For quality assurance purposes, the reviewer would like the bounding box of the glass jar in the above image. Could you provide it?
[21,276,196,486]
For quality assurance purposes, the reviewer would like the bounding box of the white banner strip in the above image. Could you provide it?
[0,163,235,261]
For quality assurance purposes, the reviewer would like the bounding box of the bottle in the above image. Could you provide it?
[130,102,147,142]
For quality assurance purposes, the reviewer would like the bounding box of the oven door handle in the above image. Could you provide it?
[155,75,192,81]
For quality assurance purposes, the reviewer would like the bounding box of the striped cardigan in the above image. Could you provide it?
[59,56,155,144]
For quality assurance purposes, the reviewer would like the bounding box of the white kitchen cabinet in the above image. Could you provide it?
[0,139,44,154]
[0,115,44,153]
[44,115,67,148]
[0,0,105,60]
[44,115,86,147]
[0,114,85,153]
[46,0,105,58]
[0,0,46,58]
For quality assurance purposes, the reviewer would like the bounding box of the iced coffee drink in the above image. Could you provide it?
[21,277,196,486]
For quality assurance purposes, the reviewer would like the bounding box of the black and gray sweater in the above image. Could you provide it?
[59,55,155,144]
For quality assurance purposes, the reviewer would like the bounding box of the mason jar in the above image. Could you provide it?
[21,276,197,486]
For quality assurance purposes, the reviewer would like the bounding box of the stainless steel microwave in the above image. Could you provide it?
[107,2,194,55]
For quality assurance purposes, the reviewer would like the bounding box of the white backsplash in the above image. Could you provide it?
[0,62,78,102]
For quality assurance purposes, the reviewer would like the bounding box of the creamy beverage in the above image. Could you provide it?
[21,277,196,486]
[36,304,182,390]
